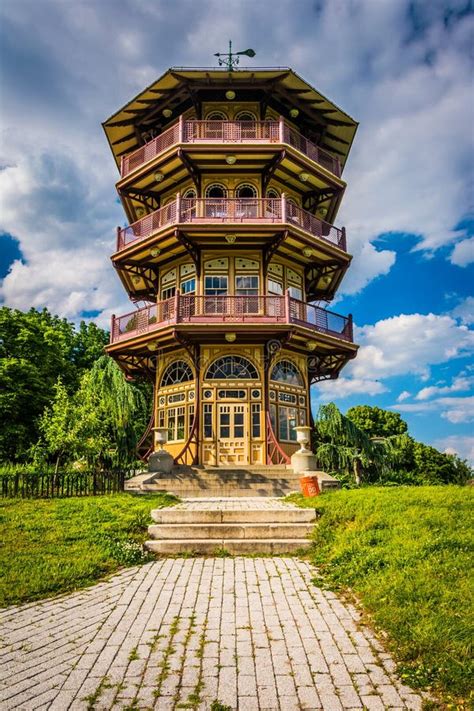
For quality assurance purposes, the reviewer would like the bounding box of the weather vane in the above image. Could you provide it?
[214,41,256,71]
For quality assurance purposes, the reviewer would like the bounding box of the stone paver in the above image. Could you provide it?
[0,557,423,710]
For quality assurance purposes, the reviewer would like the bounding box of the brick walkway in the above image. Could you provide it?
[0,558,423,710]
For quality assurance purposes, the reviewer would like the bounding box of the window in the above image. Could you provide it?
[181,278,196,295]
[162,285,176,301]
[203,404,213,438]
[205,183,227,199]
[279,406,297,442]
[218,390,246,399]
[289,285,303,301]
[268,278,283,295]
[252,403,261,438]
[161,360,194,387]
[206,111,228,121]
[266,188,279,199]
[183,188,196,199]
[235,111,257,121]
[206,356,258,380]
[188,405,195,434]
[236,275,259,296]
[235,183,257,199]
[271,360,304,387]
[167,406,185,442]
[205,275,228,296]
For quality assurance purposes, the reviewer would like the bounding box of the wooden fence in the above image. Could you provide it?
[0,470,127,499]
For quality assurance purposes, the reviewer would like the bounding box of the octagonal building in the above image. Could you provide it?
[103,65,358,467]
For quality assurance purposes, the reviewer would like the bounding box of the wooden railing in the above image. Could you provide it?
[110,294,353,345]
[116,197,346,252]
[120,117,341,177]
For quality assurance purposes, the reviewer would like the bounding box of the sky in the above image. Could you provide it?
[0,0,473,462]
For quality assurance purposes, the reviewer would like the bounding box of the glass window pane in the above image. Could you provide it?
[268,279,283,295]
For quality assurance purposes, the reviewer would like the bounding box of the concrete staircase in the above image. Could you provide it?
[126,465,340,498]
[145,498,317,554]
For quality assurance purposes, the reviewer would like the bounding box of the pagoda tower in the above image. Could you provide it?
[103,62,358,467]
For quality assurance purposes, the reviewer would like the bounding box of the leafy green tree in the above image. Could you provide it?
[71,356,148,468]
[39,378,76,472]
[0,307,109,462]
[412,441,472,485]
[346,405,408,438]
[314,403,394,484]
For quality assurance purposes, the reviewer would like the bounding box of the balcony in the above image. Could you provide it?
[115,197,347,253]
[110,294,353,345]
[120,118,341,179]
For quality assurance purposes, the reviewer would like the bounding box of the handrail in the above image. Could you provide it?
[120,119,341,178]
[116,197,346,252]
[110,294,353,345]
[265,412,291,465]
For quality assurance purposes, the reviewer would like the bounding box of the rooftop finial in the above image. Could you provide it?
[214,41,256,71]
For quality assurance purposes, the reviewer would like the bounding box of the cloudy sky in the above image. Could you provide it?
[0,0,473,461]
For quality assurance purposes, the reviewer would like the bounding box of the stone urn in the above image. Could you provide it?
[148,427,174,476]
[291,425,317,473]
[294,426,312,453]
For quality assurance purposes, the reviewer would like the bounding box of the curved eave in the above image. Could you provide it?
[103,68,358,173]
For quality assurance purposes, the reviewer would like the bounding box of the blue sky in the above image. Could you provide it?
[0,0,473,461]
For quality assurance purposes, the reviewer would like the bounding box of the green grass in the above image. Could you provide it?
[0,492,178,606]
[288,486,474,707]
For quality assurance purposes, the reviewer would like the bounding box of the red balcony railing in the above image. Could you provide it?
[110,294,353,345]
[120,118,341,178]
[116,197,346,252]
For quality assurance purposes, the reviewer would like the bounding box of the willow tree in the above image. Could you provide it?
[314,403,393,485]
[73,356,148,467]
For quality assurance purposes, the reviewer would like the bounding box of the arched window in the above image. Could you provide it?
[271,360,304,387]
[206,356,258,380]
[206,111,228,121]
[235,111,257,121]
[183,188,196,199]
[236,183,257,199]
[205,183,227,199]
[161,360,194,387]
[266,188,279,199]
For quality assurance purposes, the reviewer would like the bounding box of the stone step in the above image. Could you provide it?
[148,522,314,540]
[150,508,316,524]
[142,487,299,498]
[144,538,311,555]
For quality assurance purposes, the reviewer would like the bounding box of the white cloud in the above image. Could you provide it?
[450,296,474,325]
[433,435,474,465]
[315,377,387,401]
[0,0,472,320]
[394,395,474,424]
[450,237,474,267]
[397,390,411,402]
[352,313,474,380]
[415,375,474,400]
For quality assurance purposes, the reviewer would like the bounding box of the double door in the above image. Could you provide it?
[217,403,248,465]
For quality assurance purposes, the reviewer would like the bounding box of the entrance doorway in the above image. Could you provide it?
[217,403,248,465]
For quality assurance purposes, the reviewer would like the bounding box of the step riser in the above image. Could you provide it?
[141,488,298,498]
[150,509,316,524]
[148,523,313,540]
[145,539,311,555]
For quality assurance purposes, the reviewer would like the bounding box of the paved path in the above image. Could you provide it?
[0,558,422,711]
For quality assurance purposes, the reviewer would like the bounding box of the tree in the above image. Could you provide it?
[71,356,148,468]
[346,405,408,438]
[39,378,76,472]
[0,307,109,462]
[412,441,472,485]
[314,403,394,485]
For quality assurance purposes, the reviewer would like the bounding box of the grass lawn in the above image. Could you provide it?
[0,492,178,607]
[288,486,473,708]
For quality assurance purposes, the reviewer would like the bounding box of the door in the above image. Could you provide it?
[217,403,248,464]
